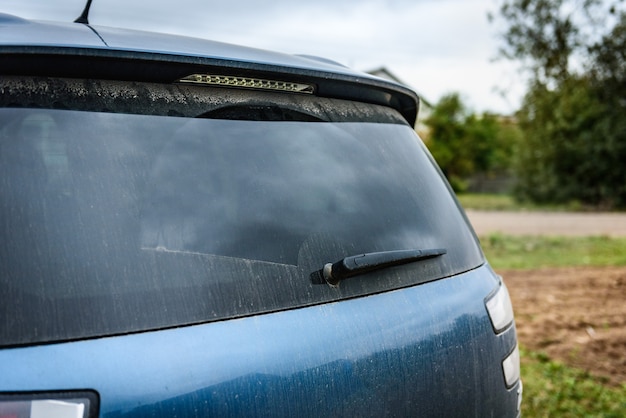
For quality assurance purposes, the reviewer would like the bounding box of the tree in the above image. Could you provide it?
[423,94,517,192]
[493,0,622,82]
[493,0,626,208]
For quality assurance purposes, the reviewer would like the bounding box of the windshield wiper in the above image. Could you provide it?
[314,248,447,287]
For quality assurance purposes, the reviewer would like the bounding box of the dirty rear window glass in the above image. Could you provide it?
[0,79,483,347]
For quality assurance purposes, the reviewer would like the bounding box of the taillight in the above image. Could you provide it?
[0,391,98,418]
[177,74,315,94]
[485,280,515,333]
[485,279,522,393]
[502,344,521,388]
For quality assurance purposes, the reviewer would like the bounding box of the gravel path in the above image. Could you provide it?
[465,210,626,237]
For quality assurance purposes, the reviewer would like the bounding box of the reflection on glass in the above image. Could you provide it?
[0,107,482,344]
[0,109,465,266]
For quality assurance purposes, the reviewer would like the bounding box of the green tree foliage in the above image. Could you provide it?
[423,94,518,192]
[494,0,626,208]
[515,76,626,205]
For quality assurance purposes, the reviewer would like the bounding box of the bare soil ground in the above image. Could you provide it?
[469,211,626,386]
[503,265,626,387]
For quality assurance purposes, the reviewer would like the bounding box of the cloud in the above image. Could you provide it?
[1,0,523,113]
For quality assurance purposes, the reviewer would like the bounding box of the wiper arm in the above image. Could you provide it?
[318,248,447,287]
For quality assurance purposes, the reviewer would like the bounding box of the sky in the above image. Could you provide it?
[2,0,526,114]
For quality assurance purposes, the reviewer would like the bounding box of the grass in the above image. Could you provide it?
[482,235,626,416]
[460,193,626,415]
[457,193,588,212]
[457,193,521,211]
[482,234,626,416]
[520,347,626,417]
[480,234,626,270]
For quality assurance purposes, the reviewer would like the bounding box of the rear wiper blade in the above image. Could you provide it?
[316,248,447,287]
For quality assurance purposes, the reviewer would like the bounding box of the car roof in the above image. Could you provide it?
[0,13,420,126]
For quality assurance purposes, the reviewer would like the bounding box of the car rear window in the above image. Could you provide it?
[0,77,483,347]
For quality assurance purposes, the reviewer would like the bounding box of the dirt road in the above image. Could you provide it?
[466,210,626,237]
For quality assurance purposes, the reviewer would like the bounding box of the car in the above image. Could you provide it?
[0,8,521,418]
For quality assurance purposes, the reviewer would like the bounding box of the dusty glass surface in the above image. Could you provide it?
[0,87,482,346]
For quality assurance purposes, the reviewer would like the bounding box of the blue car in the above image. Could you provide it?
[0,9,521,418]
